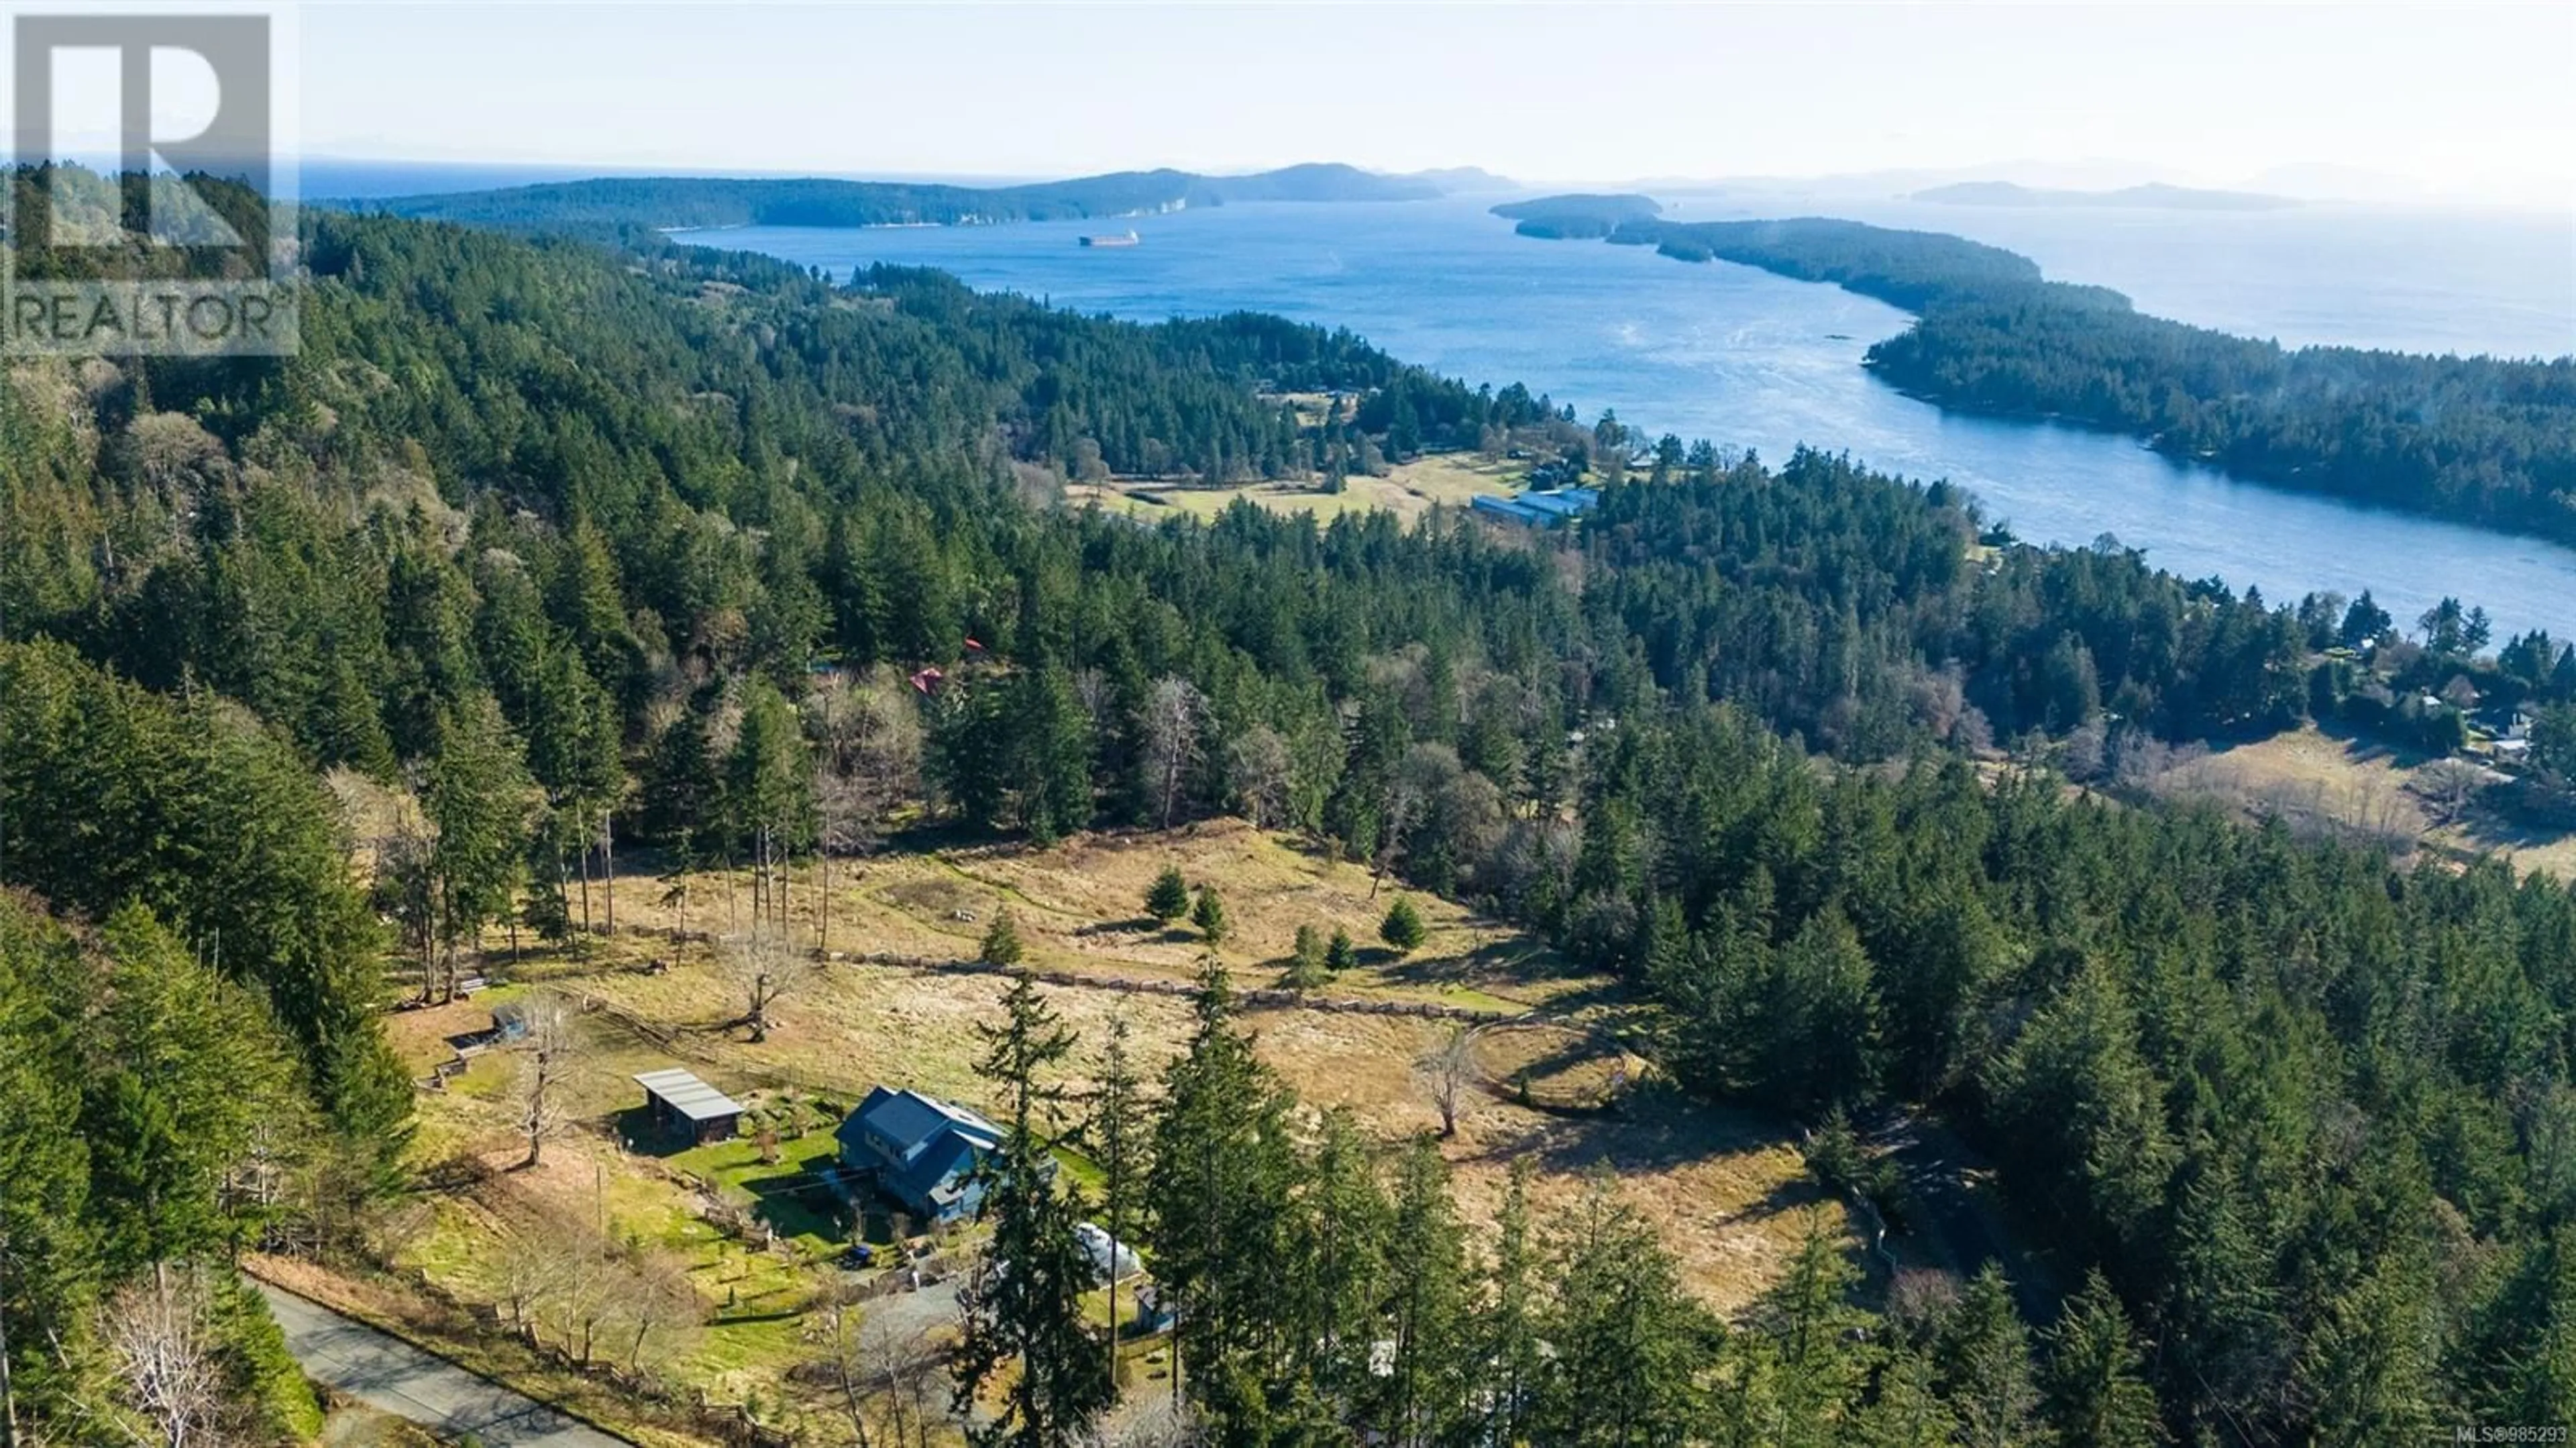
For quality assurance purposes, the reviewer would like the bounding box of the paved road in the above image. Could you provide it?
[852,1273,962,1345]
[258,1284,632,1448]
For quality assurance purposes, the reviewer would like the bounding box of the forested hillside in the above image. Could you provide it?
[1504,199,2576,546]
[350,162,1444,234]
[3,186,2574,1443]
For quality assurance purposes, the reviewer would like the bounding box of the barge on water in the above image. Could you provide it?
[1078,229,1141,248]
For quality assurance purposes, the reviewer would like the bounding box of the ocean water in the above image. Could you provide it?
[708,197,2576,639]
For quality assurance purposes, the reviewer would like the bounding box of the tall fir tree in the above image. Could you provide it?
[424,691,533,1000]
[1147,963,1301,1431]
[1374,1136,1469,1447]
[955,971,1112,1447]
[2041,1271,2161,1448]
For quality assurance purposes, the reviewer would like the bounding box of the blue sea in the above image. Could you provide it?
[696,194,2576,639]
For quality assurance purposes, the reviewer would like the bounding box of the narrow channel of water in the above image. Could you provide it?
[714,197,2576,640]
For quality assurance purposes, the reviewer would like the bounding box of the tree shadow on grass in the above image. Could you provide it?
[728,1149,852,1243]
[1377,935,1616,1005]
[1456,1086,1796,1180]
[608,1105,700,1159]
[1073,916,1171,937]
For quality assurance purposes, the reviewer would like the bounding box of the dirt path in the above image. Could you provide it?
[259,1284,633,1448]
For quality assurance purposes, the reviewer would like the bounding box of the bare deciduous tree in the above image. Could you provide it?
[1072,1394,1208,1448]
[2414,757,2492,826]
[498,1221,560,1342]
[1224,725,1293,830]
[604,1250,702,1375]
[718,931,820,1043]
[1370,756,1432,898]
[99,1266,229,1448]
[512,993,580,1168]
[1417,1023,1479,1137]
[808,671,924,956]
[372,796,438,1002]
[533,1214,618,1367]
[812,768,869,959]
[816,1306,954,1448]
[1071,668,1115,729]
[492,1205,700,1378]
[1139,677,1208,829]
[816,1285,878,1448]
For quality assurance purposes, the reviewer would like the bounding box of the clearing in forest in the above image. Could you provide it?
[370,821,1841,1431]
[1063,450,1525,525]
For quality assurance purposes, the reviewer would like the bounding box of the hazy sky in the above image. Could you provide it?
[120,1,2576,203]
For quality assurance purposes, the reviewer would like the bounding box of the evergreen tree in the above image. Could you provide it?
[1144,865,1191,924]
[1938,1265,2037,1448]
[1537,1172,1713,1447]
[1738,1218,1875,1443]
[1289,1108,1391,1410]
[1476,1159,1545,1448]
[1854,1347,1959,1448]
[424,692,533,1000]
[1017,665,1096,846]
[2298,1257,2437,1445]
[1087,1015,1149,1388]
[1380,896,1427,955]
[1285,923,1329,990]
[1190,886,1228,947]
[1148,964,1300,1430]
[981,909,1026,968]
[1324,927,1358,973]
[1375,1137,1469,1447]
[79,906,304,1269]
[2041,1271,2160,1448]
[955,971,1112,1447]
[726,680,815,933]
[1757,908,1879,1111]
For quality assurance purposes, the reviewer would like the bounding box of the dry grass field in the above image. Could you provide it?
[366,819,1838,1431]
[2153,723,2576,878]
[1063,451,1524,526]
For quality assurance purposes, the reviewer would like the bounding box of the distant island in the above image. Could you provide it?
[1909,180,2302,211]
[1410,166,1518,195]
[1489,192,1663,239]
[350,162,1491,233]
[1495,194,2576,549]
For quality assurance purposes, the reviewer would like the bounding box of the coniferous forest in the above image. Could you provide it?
[3,174,2576,1445]
[1500,203,2576,547]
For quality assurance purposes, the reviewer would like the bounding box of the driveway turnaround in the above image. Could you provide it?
[258,1283,633,1448]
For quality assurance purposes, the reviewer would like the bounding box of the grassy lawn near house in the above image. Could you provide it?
[668,1121,852,1253]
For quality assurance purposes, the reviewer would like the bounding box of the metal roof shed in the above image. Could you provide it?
[634,1067,746,1145]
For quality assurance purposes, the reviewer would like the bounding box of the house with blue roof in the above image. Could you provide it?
[837,1086,1005,1226]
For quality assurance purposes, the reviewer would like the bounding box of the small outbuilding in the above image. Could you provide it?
[1075,1222,1142,1285]
[633,1067,746,1146]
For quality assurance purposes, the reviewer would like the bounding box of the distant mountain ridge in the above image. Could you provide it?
[1909,180,2301,211]
[346,162,1489,231]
